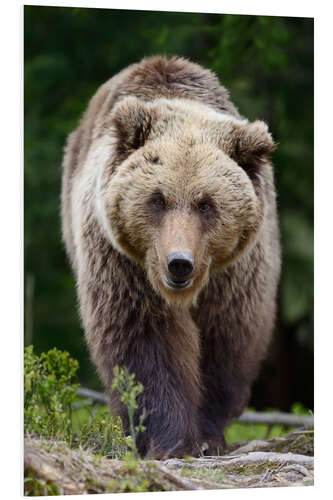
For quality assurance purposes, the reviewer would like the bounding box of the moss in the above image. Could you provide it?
[180,466,227,483]
[181,461,282,479]
[227,462,275,476]
[106,462,171,493]
[273,430,314,456]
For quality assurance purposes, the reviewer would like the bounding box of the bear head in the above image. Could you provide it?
[96,96,275,307]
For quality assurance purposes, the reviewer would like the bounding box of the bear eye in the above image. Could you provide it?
[198,201,212,214]
[150,193,166,210]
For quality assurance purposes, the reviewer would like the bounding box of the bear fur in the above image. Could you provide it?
[61,56,281,458]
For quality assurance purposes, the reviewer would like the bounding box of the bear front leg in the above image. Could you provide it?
[194,274,275,456]
[126,333,201,459]
[198,321,266,455]
[199,367,250,456]
[196,320,252,455]
[87,306,202,459]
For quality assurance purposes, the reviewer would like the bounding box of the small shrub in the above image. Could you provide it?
[24,345,79,442]
[24,346,128,457]
[112,366,145,458]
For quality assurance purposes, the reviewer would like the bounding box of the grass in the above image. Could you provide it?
[225,420,286,443]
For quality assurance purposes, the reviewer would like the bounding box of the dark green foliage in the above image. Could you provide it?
[24,7,313,408]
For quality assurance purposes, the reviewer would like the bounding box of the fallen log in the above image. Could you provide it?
[237,411,313,428]
[76,387,314,428]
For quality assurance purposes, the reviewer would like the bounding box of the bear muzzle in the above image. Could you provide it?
[164,251,194,289]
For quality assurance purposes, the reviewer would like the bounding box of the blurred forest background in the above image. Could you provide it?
[24,7,313,411]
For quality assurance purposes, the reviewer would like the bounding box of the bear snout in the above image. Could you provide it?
[164,251,194,289]
[167,251,194,280]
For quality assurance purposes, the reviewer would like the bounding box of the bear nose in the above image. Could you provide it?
[167,251,194,281]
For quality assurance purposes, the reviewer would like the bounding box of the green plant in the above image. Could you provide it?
[24,345,79,441]
[224,407,288,443]
[111,366,145,458]
[291,402,312,415]
[73,407,128,457]
[24,346,128,457]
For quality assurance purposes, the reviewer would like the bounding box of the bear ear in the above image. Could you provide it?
[112,97,155,157]
[221,120,276,180]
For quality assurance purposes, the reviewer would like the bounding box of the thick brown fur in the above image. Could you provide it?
[61,56,281,458]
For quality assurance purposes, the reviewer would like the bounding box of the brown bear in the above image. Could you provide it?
[61,56,281,458]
